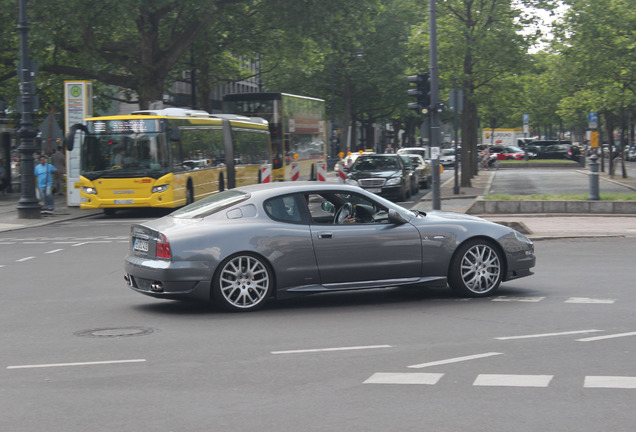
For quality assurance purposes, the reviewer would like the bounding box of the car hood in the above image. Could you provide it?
[425,210,487,222]
[350,169,401,179]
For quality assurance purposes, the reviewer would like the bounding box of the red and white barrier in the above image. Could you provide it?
[291,162,300,181]
[316,162,327,182]
[338,168,347,183]
[260,165,272,183]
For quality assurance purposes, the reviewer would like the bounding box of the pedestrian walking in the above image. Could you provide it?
[34,155,58,213]
[51,145,66,195]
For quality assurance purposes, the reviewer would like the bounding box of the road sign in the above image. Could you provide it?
[588,112,598,129]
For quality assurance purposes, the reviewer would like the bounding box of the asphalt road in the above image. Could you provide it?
[1,213,635,431]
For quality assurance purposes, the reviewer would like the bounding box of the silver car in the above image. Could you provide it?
[124,182,535,311]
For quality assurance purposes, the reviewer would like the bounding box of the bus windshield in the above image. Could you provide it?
[81,119,170,180]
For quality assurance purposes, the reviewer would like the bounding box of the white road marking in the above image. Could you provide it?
[24,242,46,244]
[577,331,636,342]
[491,296,545,302]
[473,374,553,387]
[495,329,603,340]
[364,372,444,385]
[16,256,35,262]
[584,376,636,389]
[271,345,392,355]
[7,359,146,370]
[565,297,616,304]
[45,249,63,254]
[408,352,502,369]
[72,241,112,247]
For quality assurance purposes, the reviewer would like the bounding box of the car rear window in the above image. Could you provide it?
[171,190,249,219]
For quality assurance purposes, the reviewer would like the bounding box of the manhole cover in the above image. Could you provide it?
[74,327,156,338]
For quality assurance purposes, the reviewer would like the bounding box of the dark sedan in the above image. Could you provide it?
[535,144,578,160]
[346,153,412,201]
[124,182,536,311]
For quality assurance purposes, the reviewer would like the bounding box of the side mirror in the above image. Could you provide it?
[321,201,334,213]
[388,209,408,225]
[64,123,89,151]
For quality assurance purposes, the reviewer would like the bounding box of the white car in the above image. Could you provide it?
[439,148,457,167]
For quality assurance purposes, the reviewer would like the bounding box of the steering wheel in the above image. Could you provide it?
[334,202,353,224]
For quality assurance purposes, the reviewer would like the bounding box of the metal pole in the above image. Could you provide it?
[429,0,441,210]
[16,0,41,219]
[453,77,459,195]
[588,154,600,200]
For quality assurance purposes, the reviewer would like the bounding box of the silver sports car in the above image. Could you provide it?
[124,182,535,311]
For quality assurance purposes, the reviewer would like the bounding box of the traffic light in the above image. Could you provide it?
[407,73,431,115]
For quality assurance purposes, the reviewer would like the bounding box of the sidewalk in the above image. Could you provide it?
[0,191,100,233]
[414,169,636,240]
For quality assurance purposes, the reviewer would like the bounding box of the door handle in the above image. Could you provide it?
[318,232,333,239]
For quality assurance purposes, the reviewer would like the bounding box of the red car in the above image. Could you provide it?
[489,145,526,160]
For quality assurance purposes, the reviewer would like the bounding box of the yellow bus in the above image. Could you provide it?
[65,108,271,214]
[223,92,327,181]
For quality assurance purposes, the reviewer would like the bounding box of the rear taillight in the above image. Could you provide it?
[156,234,172,259]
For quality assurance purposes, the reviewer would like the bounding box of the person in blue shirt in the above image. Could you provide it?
[34,155,58,212]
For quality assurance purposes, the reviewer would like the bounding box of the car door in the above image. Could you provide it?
[306,193,422,286]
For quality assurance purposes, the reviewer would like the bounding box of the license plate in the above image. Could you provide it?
[115,199,134,204]
[367,188,382,194]
[133,238,149,252]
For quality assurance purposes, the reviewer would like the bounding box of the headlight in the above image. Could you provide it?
[82,186,97,195]
[345,178,359,186]
[152,184,169,193]
[385,177,401,186]
[513,230,532,244]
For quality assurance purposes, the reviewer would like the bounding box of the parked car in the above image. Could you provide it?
[397,146,429,160]
[534,144,578,160]
[439,148,458,167]
[124,182,536,311]
[406,154,432,189]
[347,153,412,201]
[398,154,420,195]
[525,140,571,157]
[626,146,636,162]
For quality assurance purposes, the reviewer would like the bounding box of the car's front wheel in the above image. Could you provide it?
[448,239,503,297]
[212,254,273,312]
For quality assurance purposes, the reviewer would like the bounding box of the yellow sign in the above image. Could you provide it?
[590,131,599,148]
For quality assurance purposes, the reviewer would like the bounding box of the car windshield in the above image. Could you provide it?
[171,190,249,219]
[352,156,399,171]
[506,146,523,152]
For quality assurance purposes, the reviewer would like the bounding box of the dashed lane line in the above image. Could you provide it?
[7,359,146,370]
[271,345,392,355]
[408,352,502,369]
[364,372,443,385]
[584,376,636,389]
[473,374,553,387]
[576,331,636,342]
[495,329,603,341]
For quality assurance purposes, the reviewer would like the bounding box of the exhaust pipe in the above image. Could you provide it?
[150,281,164,292]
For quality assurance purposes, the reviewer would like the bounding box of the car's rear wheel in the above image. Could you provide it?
[212,254,273,312]
[448,239,503,297]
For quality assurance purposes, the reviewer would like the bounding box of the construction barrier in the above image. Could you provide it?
[290,162,300,181]
[316,161,327,182]
[260,165,272,183]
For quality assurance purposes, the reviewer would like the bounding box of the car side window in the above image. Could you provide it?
[264,195,302,223]
[304,192,389,225]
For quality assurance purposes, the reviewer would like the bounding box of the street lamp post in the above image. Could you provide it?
[16,0,40,219]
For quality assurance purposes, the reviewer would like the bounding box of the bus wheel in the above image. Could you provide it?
[103,208,116,216]
[219,173,225,192]
[186,184,194,205]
